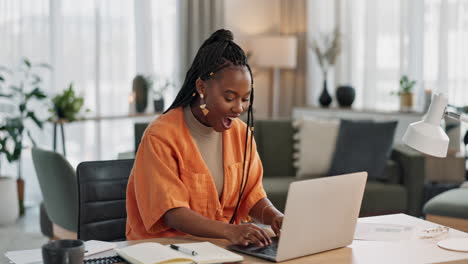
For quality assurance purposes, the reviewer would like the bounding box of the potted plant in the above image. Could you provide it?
[0,58,50,215]
[49,83,88,122]
[150,75,174,112]
[309,28,341,107]
[394,75,416,111]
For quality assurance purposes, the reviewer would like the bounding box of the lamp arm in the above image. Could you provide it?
[445,111,468,124]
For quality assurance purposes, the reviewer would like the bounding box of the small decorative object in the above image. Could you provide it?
[310,28,341,107]
[0,58,50,215]
[128,91,136,114]
[392,75,416,111]
[132,75,150,113]
[336,85,355,107]
[151,75,174,113]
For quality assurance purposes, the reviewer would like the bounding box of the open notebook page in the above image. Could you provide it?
[170,242,243,264]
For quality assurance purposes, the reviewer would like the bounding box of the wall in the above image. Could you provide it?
[224,0,281,119]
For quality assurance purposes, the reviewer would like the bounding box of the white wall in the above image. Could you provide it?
[224,0,281,119]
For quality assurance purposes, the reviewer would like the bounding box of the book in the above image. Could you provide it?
[114,242,243,264]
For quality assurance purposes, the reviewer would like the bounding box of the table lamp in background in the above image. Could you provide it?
[248,36,297,118]
[403,92,468,251]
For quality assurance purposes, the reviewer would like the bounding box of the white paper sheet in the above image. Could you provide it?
[354,222,415,241]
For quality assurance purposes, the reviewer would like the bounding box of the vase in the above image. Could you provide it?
[132,75,149,113]
[319,77,332,107]
[0,176,19,224]
[336,85,355,107]
[153,98,165,112]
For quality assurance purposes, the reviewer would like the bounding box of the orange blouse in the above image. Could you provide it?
[126,107,266,240]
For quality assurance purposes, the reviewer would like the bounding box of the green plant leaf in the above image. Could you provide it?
[26,130,37,147]
[26,87,47,100]
[23,58,31,68]
[36,63,52,70]
[0,75,4,82]
[0,93,12,98]
[10,85,21,93]
[19,103,26,113]
[26,111,43,129]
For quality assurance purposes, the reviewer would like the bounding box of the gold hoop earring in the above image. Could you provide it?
[200,94,209,116]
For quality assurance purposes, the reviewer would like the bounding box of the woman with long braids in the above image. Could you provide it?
[126,29,284,247]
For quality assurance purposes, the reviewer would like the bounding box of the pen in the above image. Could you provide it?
[170,244,198,256]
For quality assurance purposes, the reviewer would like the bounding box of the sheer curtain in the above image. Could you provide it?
[308,0,468,111]
[0,0,177,205]
[0,0,51,204]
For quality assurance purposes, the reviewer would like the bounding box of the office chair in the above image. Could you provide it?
[77,159,134,241]
[134,122,149,153]
[31,147,78,238]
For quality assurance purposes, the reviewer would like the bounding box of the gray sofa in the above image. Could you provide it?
[254,119,426,217]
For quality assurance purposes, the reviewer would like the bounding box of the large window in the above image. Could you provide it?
[311,0,468,111]
[0,0,177,204]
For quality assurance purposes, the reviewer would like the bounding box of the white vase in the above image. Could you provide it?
[0,176,19,225]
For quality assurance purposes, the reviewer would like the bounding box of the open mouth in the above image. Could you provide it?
[222,117,234,129]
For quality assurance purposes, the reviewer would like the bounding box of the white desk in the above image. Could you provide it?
[115,214,468,264]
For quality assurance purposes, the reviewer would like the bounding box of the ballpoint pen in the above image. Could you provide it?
[170,244,198,256]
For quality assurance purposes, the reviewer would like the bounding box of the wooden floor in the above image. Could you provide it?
[0,206,48,264]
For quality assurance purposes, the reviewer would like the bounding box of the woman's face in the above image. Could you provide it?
[195,66,251,132]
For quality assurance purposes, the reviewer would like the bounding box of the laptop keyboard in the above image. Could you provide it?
[244,237,279,257]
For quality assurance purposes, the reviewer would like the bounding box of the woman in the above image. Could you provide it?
[126,29,283,247]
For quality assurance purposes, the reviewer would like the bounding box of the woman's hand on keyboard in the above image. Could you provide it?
[225,223,272,247]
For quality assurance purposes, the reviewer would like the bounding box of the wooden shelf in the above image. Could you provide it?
[51,112,159,124]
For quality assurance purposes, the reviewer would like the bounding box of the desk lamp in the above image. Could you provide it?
[403,92,468,251]
[403,93,468,158]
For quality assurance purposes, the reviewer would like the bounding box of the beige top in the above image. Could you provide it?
[183,106,224,197]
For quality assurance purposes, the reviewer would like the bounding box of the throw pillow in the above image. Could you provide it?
[293,116,340,178]
[328,119,397,180]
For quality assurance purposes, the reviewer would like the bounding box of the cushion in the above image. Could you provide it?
[328,119,397,180]
[292,116,340,178]
[254,120,295,177]
[423,188,468,219]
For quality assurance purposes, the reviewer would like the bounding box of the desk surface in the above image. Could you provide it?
[101,214,468,264]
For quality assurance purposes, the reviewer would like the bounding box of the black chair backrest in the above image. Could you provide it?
[134,122,149,153]
[77,159,134,241]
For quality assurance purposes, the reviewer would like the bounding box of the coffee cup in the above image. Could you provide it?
[42,239,85,264]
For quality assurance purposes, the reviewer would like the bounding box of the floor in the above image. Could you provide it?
[0,206,48,264]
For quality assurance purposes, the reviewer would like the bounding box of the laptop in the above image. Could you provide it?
[228,172,367,262]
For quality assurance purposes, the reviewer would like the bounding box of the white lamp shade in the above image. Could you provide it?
[402,121,449,157]
[248,36,297,69]
[402,93,449,158]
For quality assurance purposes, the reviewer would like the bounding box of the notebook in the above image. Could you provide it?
[115,242,243,264]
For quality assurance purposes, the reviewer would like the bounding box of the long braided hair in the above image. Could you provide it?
[166,29,255,224]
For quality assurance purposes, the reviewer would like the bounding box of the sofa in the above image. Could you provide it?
[254,119,426,217]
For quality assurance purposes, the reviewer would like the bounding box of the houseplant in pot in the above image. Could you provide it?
[49,83,88,122]
[393,75,416,111]
[0,58,50,215]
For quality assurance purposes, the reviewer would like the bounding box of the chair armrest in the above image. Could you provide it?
[391,144,425,216]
